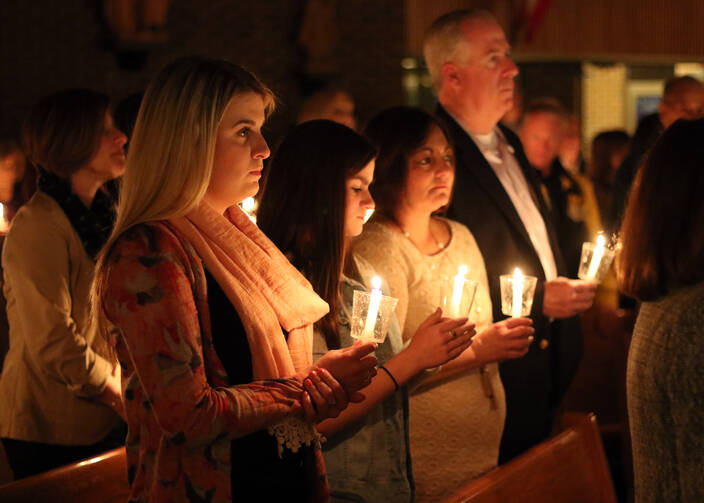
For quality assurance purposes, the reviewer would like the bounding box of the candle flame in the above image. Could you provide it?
[0,203,4,220]
[595,233,606,247]
[371,276,382,290]
[241,197,256,213]
[364,208,374,223]
[458,265,468,276]
[513,267,522,279]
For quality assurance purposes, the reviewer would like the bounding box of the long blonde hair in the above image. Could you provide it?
[92,56,274,349]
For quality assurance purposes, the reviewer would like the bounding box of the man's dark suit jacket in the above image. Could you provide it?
[437,105,583,463]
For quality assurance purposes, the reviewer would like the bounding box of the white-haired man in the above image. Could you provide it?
[424,9,596,463]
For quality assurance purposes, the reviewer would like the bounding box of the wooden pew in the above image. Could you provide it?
[441,413,617,503]
[0,446,129,503]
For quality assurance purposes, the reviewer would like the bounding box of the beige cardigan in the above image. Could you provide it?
[0,191,120,444]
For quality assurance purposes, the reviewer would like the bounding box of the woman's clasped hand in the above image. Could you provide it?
[404,308,475,369]
[314,340,379,403]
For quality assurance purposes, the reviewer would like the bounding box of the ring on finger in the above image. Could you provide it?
[449,329,456,338]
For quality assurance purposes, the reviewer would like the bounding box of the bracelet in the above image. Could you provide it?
[379,365,399,391]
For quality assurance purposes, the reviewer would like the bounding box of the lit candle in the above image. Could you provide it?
[240,197,257,223]
[449,265,468,317]
[363,208,375,223]
[0,203,8,233]
[362,276,382,339]
[512,267,523,318]
[241,197,256,213]
[586,234,606,281]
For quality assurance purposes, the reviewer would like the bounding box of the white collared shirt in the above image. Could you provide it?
[452,116,558,281]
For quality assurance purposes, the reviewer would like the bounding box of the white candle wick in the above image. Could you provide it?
[512,267,523,318]
[362,276,382,339]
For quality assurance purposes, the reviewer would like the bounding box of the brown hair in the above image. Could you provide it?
[364,106,453,217]
[590,130,630,185]
[258,120,376,349]
[617,118,704,301]
[22,89,110,178]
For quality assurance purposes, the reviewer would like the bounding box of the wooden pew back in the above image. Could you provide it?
[442,413,617,503]
[0,447,129,503]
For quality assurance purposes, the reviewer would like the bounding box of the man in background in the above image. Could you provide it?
[520,99,593,276]
[424,9,596,463]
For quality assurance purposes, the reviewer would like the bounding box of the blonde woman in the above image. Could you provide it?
[92,57,377,503]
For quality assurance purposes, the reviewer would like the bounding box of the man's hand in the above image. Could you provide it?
[543,276,597,318]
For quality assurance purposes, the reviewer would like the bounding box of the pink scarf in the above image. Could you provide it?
[169,201,329,379]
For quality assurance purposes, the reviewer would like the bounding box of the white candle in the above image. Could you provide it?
[241,197,256,213]
[362,276,382,339]
[0,203,8,233]
[449,265,468,317]
[586,234,606,281]
[512,267,524,318]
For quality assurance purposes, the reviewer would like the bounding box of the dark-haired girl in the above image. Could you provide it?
[259,119,475,502]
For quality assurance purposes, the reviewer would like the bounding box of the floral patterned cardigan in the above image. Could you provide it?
[102,222,327,503]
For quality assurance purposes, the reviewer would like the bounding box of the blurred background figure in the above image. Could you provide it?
[102,0,170,45]
[608,75,704,231]
[559,114,587,175]
[297,86,357,130]
[0,136,35,224]
[619,117,704,503]
[589,130,630,218]
[520,99,597,276]
[0,89,126,481]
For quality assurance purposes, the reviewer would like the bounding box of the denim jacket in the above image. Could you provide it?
[313,256,413,503]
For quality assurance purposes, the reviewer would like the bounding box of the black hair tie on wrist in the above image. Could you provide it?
[379,365,399,391]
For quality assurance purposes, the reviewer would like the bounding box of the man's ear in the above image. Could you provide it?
[441,62,461,88]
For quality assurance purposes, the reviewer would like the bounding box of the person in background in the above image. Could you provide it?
[355,106,534,501]
[619,118,704,503]
[0,89,127,480]
[519,99,596,276]
[423,9,596,463]
[0,136,35,223]
[92,56,377,503]
[558,114,587,175]
[258,119,475,502]
[608,75,704,231]
[589,130,630,220]
[297,86,357,130]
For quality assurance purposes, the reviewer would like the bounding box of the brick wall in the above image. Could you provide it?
[0,0,404,142]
